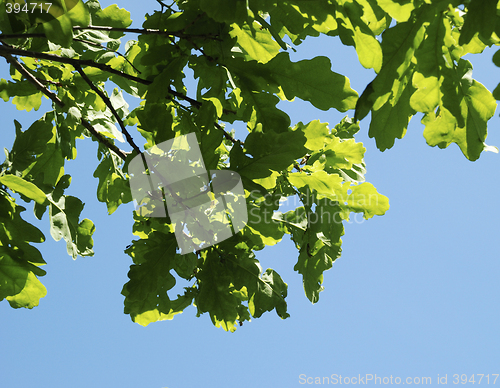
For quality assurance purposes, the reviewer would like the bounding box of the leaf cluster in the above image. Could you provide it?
[0,0,498,330]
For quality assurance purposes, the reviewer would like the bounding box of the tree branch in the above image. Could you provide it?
[80,119,129,161]
[72,25,222,41]
[0,27,222,41]
[74,64,143,156]
[0,43,212,107]
[0,42,241,148]
[0,43,150,85]
[214,122,238,145]
[0,42,131,160]
[72,37,141,74]
[168,89,201,108]
[0,49,64,108]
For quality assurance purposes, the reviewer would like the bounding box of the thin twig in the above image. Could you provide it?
[168,88,201,108]
[184,37,215,62]
[0,27,222,41]
[156,0,175,12]
[80,119,129,161]
[72,26,221,41]
[73,37,141,74]
[0,44,150,85]
[0,44,212,108]
[36,78,64,88]
[0,41,241,148]
[74,64,142,156]
[1,50,64,108]
[214,122,238,145]
[0,44,130,159]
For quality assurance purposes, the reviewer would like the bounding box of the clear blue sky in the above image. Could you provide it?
[1,1,500,387]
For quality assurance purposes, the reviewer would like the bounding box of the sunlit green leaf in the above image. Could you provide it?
[0,175,47,204]
[268,53,358,112]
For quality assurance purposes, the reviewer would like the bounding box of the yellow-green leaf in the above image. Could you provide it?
[0,175,47,204]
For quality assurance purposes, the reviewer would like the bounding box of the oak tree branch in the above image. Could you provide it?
[74,64,143,156]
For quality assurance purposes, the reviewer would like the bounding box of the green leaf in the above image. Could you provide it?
[323,137,365,170]
[376,0,414,22]
[91,3,132,29]
[93,153,132,214]
[48,195,95,259]
[5,270,47,309]
[249,268,289,319]
[19,123,65,187]
[355,81,375,122]
[422,59,497,160]
[459,0,498,46]
[245,92,291,133]
[0,175,47,204]
[335,1,383,72]
[221,242,289,319]
[195,244,289,331]
[268,0,337,44]
[231,127,307,182]
[43,13,73,47]
[356,0,391,36]
[122,232,189,326]
[268,53,358,112]
[244,193,286,248]
[338,182,390,220]
[230,21,281,63]
[292,201,344,303]
[409,14,453,114]
[0,195,45,247]
[366,8,428,149]
[66,0,90,26]
[369,76,415,151]
[12,92,43,112]
[195,250,243,332]
[200,0,248,24]
[295,242,333,303]
[134,102,175,148]
[0,192,46,309]
[288,170,343,201]
[0,253,47,309]
[299,120,331,151]
[5,118,53,176]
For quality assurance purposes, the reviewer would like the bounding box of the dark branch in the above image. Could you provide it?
[80,119,129,161]
[0,27,221,41]
[0,41,241,148]
[156,0,175,12]
[168,89,201,108]
[72,37,141,74]
[214,122,238,145]
[74,64,143,156]
[72,26,221,40]
[0,44,150,85]
[0,45,130,160]
[0,49,64,108]
[0,43,213,109]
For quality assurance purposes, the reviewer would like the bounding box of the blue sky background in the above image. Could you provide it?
[1,1,500,387]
